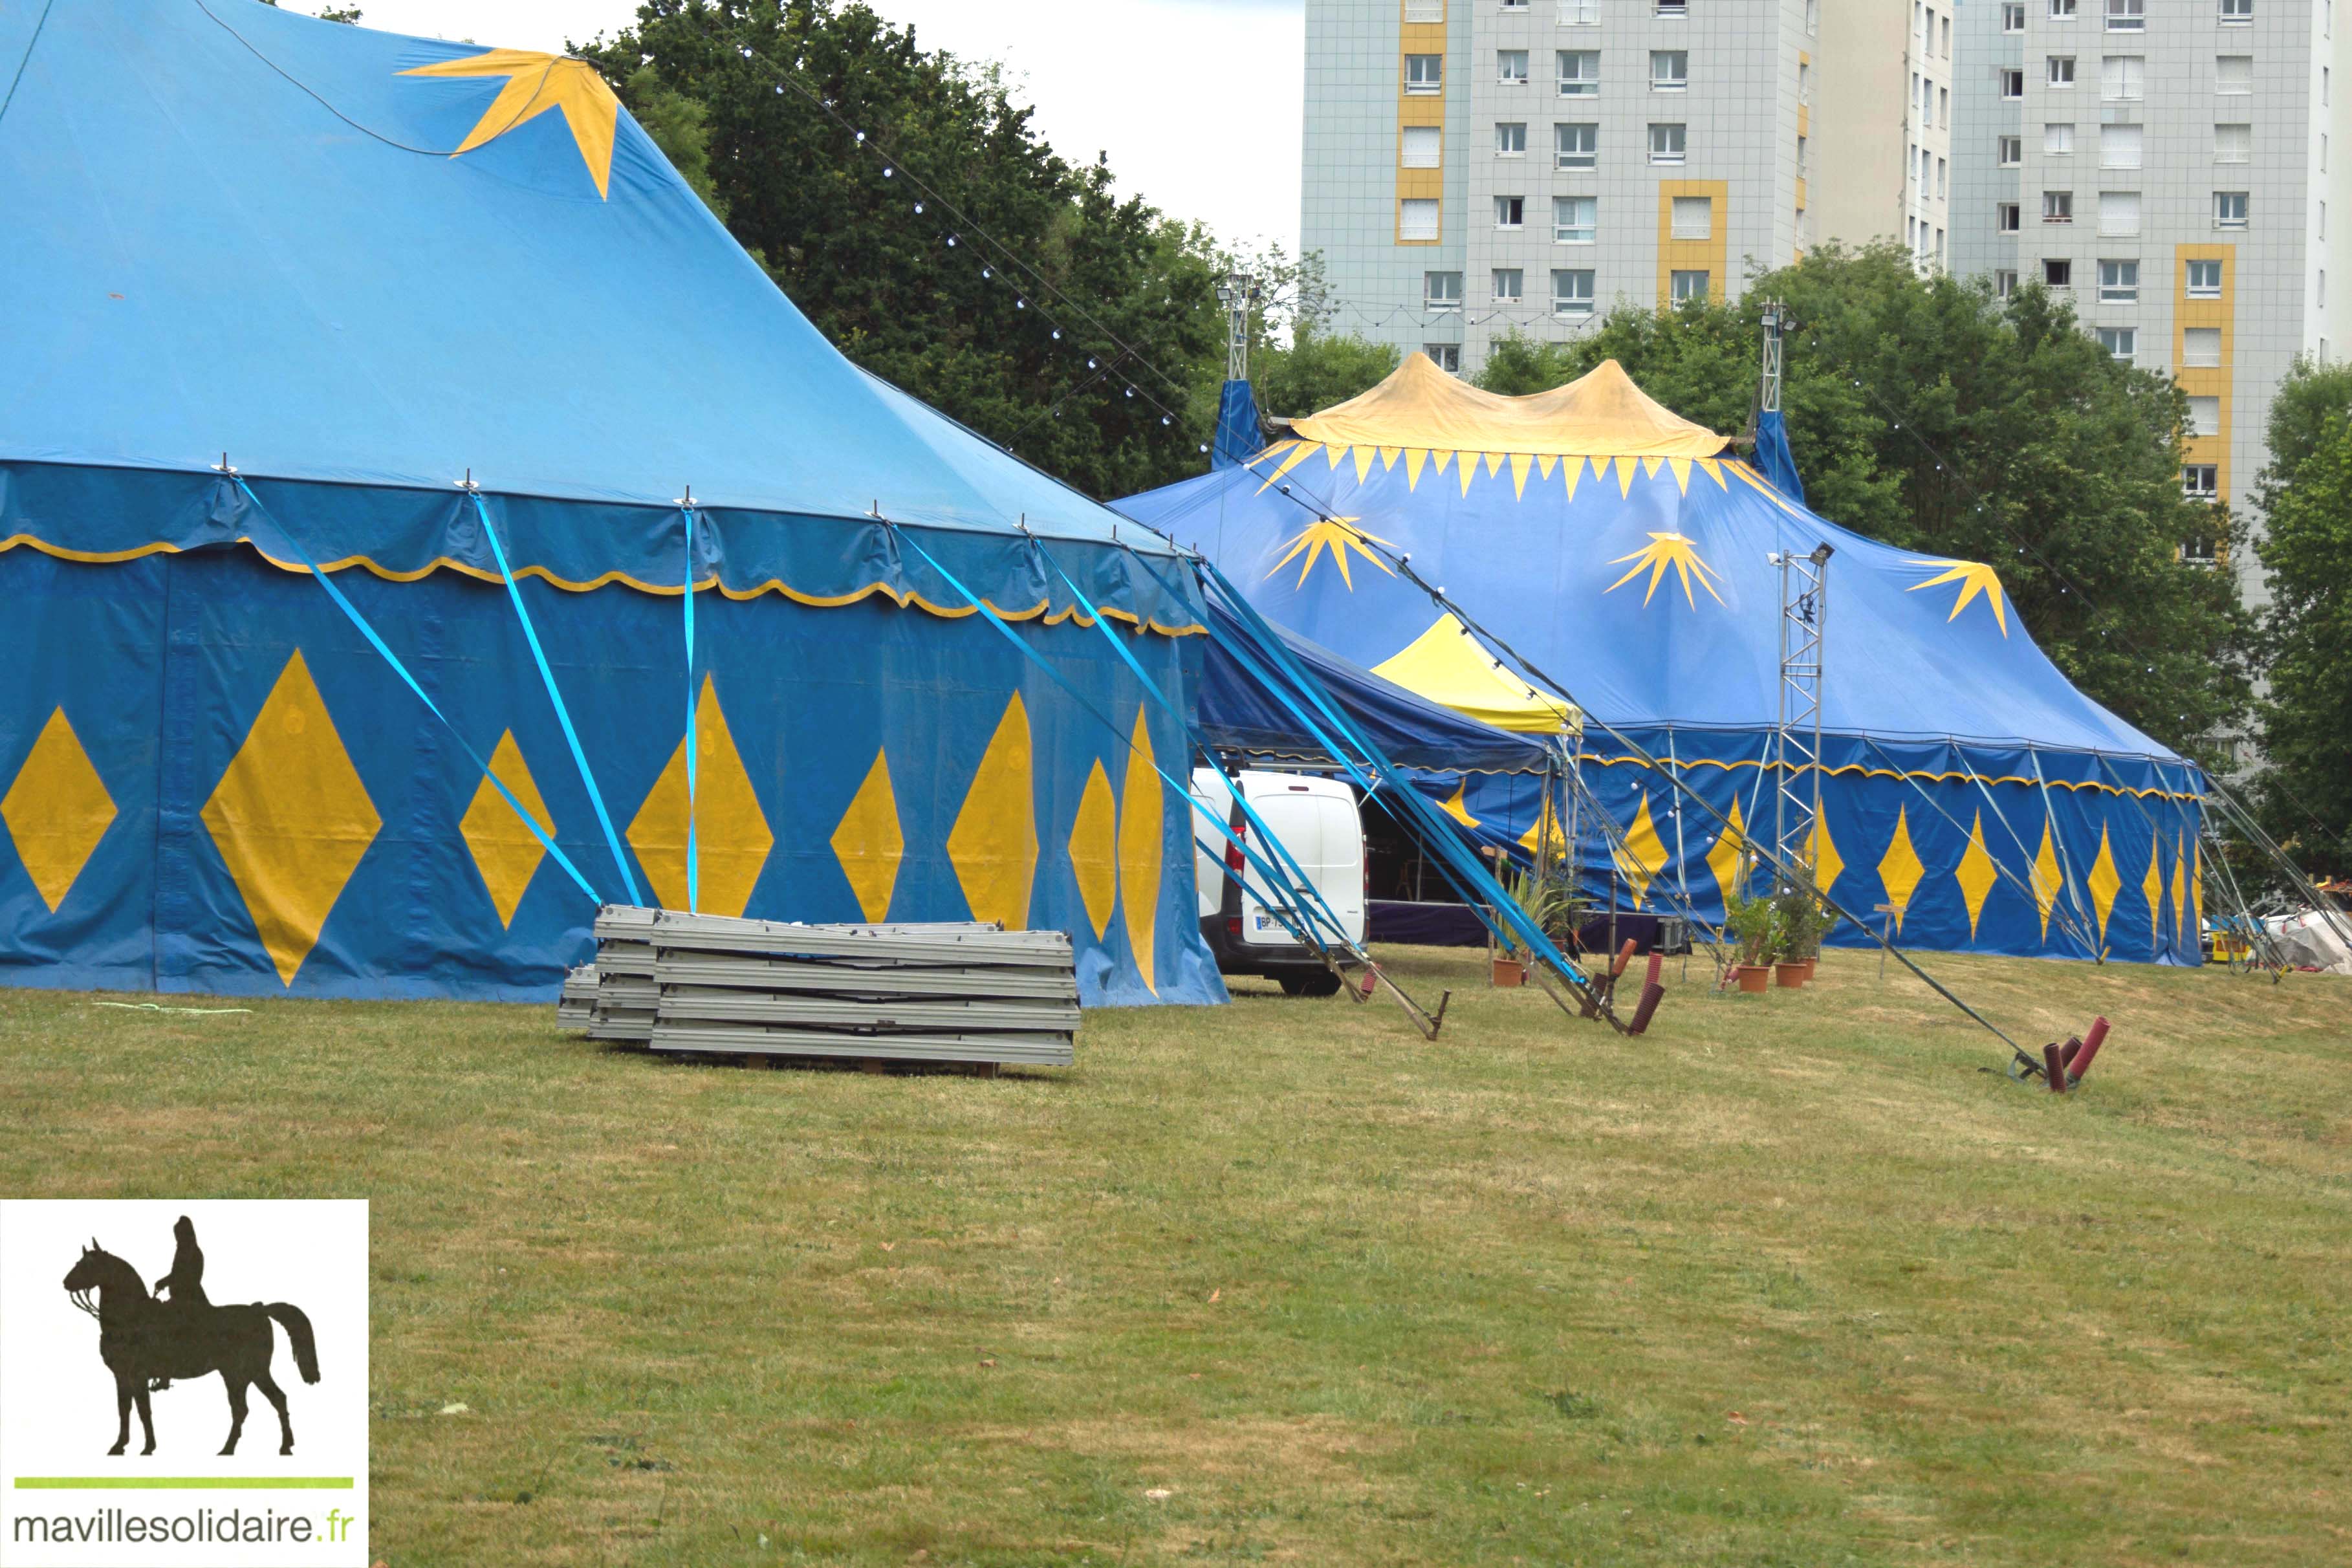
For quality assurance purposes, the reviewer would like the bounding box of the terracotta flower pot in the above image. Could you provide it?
[1799,957,1817,980]
[1735,964,1772,994]
[1492,955,1527,988]
[1774,961,1808,989]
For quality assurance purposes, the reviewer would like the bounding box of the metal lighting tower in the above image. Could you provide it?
[1758,298,1785,415]
[1215,270,1259,382]
[1770,542,1833,890]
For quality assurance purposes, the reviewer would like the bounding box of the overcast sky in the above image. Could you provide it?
[343,1,1306,250]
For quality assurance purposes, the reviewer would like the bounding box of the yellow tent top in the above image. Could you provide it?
[1287,353,1728,461]
[1371,614,1582,736]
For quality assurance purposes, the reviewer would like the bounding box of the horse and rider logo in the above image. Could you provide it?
[61,1216,321,1457]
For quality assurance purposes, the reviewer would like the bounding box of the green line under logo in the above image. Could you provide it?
[12,1477,354,1490]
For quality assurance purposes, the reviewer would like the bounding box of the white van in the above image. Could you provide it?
[1188,767,1368,996]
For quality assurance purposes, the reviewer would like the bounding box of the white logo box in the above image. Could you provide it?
[0,1200,368,1568]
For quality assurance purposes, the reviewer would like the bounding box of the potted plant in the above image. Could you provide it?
[1494,863,1581,988]
[1723,877,1780,994]
[1773,883,1831,985]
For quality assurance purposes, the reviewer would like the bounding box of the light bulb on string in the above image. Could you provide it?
[882,166,894,178]
[855,131,866,142]
[1016,297,1026,309]
[1051,329,1060,340]
[981,267,991,279]
[946,235,957,246]
[913,201,924,214]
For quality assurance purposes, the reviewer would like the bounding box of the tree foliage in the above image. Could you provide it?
[2251,381,2352,871]
[578,1,1221,500]
[1474,245,2249,761]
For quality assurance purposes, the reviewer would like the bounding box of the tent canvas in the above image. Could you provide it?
[0,0,1223,1004]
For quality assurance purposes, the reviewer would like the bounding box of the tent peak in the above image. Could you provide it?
[1289,351,1728,461]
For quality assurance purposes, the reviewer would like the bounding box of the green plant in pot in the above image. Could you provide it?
[1772,881,1832,982]
[1723,867,1781,993]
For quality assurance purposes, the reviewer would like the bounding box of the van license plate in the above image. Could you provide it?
[1253,911,1281,933]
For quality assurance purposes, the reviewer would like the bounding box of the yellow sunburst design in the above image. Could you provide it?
[1265,517,1396,591]
[1604,532,1725,609]
[400,50,622,199]
[1906,558,2009,635]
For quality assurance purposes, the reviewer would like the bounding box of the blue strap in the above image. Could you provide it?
[682,505,700,915]
[1023,547,1361,946]
[888,527,1347,957]
[467,492,643,908]
[232,477,603,907]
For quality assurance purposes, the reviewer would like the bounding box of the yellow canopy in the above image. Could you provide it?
[1371,615,1582,735]
[1286,353,1729,461]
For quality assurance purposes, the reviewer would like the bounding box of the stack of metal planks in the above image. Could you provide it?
[557,964,599,1030]
[576,906,1077,1068]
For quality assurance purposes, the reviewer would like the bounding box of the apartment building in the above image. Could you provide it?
[1301,0,1939,374]
[1950,0,2350,602]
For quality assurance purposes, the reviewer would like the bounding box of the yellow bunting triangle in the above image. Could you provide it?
[1404,448,1426,490]
[1563,453,1584,501]
[1668,457,1692,495]
[1510,452,1532,499]
[1615,455,1637,497]
[1352,444,1376,483]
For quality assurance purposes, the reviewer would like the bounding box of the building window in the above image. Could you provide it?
[1497,121,1528,156]
[2047,122,2076,155]
[2003,1,2025,27]
[1425,270,1465,311]
[2214,189,2249,228]
[2184,327,2223,367]
[1499,50,1530,85]
[1649,122,1688,164]
[2051,0,2076,17]
[1939,84,1950,126]
[1671,194,1714,239]
[2187,257,2223,297]
[2100,54,2144,100]
[1560,0,1602,21]
[1670,269,1710,303]
[2100,191,2142,235]
[2183,464,2220,500]
[1996,268,2020,298]
[1657,0,1688,14]
[1493,268,1525,303]
[1807,0,1820,31]
[1400,198,1441,240]
[1558,50,1600,95]
[1999,135,2023,167]
[2219,0,2251,20]
[1554,194,1598,242]
[2322,268,2329,307]
[2214,122,2250,163]
[2098,258,2140,301]
[2188,395,2221,435]
[1552,268,1596,315]
[1798,135,1810,174]
[1937,156,1948,199]
[2049,56,2076,85]
[1999,201,2021,233]
[2001,69,2027,100]
[1503,0,1530,9]
[2106,0,2144,30]
[2216,55,2252,94]
[1556,122,1598,168]
[1651,50,1690,90]
[1406,0,1445,19]
[2096,325,2137,359]
[1426,343,1463,375]
[2045,257,2074,286]
[1406,55,1444,94]
[1495,195,1526,228]
[1799,62,1813,102]
[2043,189,2074,222]
[1402,126,1443,168]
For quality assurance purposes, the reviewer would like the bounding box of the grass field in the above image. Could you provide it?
[3,944,2347,1566]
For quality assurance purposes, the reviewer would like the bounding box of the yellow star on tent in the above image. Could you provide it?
[1906,558,2009,635]
[1604,532,1725,609]
[1265,516,1396,590]
[401,50,622,199]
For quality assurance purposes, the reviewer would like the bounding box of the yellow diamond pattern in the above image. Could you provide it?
[1439,781,1481,831]
[459,730,555,929]
[2191,838,2204,929]
[1611,794,1668,909]
[1955,811,1998,939]
[1517,788,1569,863]
[628,674,772,917]
[201,651,381,986]
[950,691,1038,930]
[2085,823,2122,948]
[1805,811,1844,896]
[1070,758,1118,941]
[2031,818,2063,941]
[829,748,904,925]
[2171,831,2189,937]
[1117,704,1164,992]
[1,708,116,914]
[1705,796,1749,911]
[1877,805,1926,935]
[2142,829,2165,948]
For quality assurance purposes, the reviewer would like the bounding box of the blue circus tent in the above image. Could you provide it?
[0,0,1223,1004]
[1120,354,2208,964]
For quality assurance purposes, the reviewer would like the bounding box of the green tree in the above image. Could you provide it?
[1250,329,1400,425]
[2250,412,2352,871]
[578,1,1221,499]
[1463,245,2247,759]
[2252,353,2352,517]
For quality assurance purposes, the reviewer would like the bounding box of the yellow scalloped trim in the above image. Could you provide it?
[1580,750,2200,802]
